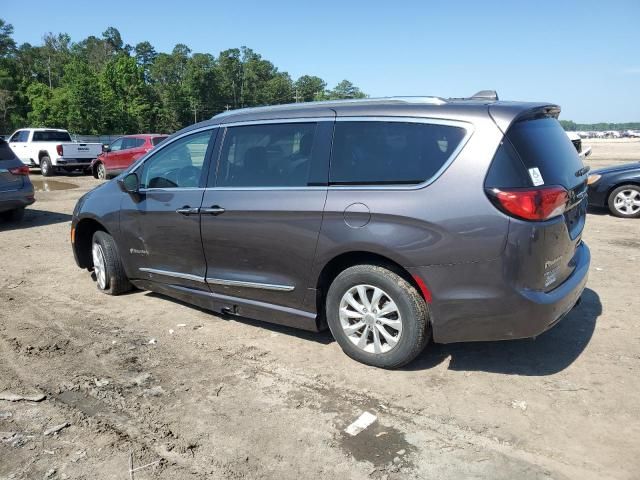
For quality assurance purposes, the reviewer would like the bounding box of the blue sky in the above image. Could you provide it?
[3,0,639,122]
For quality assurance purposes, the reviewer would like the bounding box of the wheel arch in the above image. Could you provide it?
[606,181,640,206]
[314,251,428,328]
[74,217,110,269]
[92,160,104,178]
[38,150,50,161]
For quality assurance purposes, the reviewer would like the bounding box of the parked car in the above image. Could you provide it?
[0,138,35,222]
[566,132,591,158]
[588,163,640,218]
[91,134,168,180]
[7,128,102,177]
[71,93,590,368]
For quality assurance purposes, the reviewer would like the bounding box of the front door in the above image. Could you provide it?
[118,128,217,291]
[8,130,30,163]
[200,120,333,312]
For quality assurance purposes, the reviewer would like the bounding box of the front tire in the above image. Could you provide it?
[608,185,640,218]
[95,162,107,180]
[326,264,430,369]
[91,231,132,295]
[40,156,55,177]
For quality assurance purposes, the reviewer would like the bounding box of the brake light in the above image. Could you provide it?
[56,144,63,156]
[9,165,30,176]
[487,186,568,221]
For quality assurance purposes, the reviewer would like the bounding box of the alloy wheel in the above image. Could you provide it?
[338,284,403,354]
[92,242,107,289]
[614,189,640,215]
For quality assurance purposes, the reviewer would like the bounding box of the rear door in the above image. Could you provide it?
[486,115,589,290]
[200,120,333,310]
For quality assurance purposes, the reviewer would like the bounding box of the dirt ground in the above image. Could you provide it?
[1,139,639,480]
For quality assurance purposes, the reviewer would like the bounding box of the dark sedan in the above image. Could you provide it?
[588,162,640,218]
[0,138,35,222]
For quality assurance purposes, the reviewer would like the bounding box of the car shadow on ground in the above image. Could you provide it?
[146,287,601,372]
[143,291,336,345]
[0,208,72,232]
[406,288,602,375]
[587,206,610,216]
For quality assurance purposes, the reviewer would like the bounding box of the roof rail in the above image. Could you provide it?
[212,96,448,119]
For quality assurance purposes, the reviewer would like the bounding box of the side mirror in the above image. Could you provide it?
[103,144,111,153]
[118,172,140,194]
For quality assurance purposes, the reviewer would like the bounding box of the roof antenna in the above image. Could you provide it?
[470,90,499,101]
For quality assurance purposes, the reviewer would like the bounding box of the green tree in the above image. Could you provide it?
[100,55,151,133]
[63,59,102,133]
[326,79,366,100]
[294,75,326,102]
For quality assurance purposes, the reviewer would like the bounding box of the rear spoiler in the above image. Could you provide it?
[488,103,561,135]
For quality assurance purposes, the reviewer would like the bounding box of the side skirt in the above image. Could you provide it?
[130,279,320,332]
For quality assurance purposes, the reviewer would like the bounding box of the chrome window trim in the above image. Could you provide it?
[139,268,205,283]
[201,116,473,192]
[206,277,295,292]
[138,187,206,193]
[329,116,474,191]
[220,117,334,128]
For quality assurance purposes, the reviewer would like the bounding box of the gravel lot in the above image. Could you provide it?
[1,139,639,479]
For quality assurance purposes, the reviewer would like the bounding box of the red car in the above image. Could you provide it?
[91,134,168,180]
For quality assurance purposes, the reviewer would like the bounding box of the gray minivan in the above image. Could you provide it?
[71,93,590,368]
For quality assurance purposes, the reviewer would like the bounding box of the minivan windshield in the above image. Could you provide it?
[506,118,585,189]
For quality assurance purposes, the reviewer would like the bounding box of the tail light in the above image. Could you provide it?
[56,144,63,156]
[9,165,30,176]
[486,186,568,221]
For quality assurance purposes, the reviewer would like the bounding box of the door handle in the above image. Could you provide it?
[176,206,200,216]
[201,206,225,215]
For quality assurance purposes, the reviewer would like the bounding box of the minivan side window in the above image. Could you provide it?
[216,123,317,187]
[140,130,213,189]
[330,122,466,185]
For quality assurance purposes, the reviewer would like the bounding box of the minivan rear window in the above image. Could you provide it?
[32,130,72,142]
[329,122,466,185]
[504,118,585,189]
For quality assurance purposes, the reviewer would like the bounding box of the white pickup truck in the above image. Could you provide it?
[7,128,103,177]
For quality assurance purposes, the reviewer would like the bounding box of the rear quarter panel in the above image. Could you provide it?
[311,114,508,284]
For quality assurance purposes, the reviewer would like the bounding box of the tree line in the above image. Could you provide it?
[559,120,640,132]
[0,19,366,135]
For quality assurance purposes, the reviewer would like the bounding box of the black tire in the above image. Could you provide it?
[325,264,430,369]
[40,156,55,177]
[608,185,640,218]
[91,231,132,295]
[0,208,25,222]
[95,162,107,180]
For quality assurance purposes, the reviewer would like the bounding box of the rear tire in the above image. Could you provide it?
[326,264,430,369]
[608,185,640,218]
[0,208,25,222]
[40,156,54,177]
[91,231,132,295]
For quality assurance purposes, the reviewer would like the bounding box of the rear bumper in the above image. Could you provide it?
[0,185,36,212]
[54,158,95,167]
[409,242,590,343]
